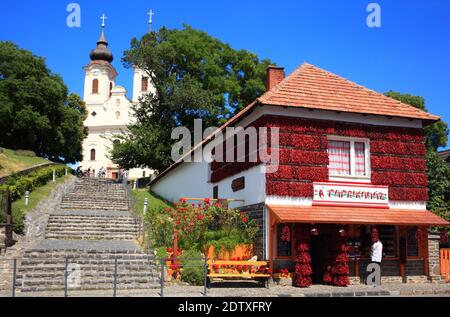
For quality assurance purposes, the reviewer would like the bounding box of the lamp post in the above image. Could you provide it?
[25,191,30,207]
[143,198,148,215]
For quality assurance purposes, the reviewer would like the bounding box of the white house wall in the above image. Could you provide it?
[151,162,211,203]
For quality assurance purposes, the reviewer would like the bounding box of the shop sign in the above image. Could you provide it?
[313,182,389,208]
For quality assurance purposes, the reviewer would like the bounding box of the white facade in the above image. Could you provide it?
[80,27,154,180]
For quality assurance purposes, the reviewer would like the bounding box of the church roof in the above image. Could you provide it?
[90,26,113,63]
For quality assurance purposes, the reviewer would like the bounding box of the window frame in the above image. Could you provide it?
[327,136,371,182]
[90,149,96,161]
[141,76,149,92]
[92,79,99,94]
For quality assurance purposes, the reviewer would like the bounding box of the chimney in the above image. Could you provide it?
[266,66,285,91]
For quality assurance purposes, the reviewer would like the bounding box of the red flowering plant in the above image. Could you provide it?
[153,198,259,258]
[165,198,209,250]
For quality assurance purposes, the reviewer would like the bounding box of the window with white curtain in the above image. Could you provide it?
[327,137,370,179]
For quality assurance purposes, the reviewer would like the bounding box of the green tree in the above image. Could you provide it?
[426,150,450,224]
[0,42,88,163]
[385,91,449,150]
[110,25,273,172]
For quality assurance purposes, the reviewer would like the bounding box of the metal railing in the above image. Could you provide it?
[0,256,161,297]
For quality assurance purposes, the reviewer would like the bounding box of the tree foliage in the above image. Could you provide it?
[0,41,88,164]
[110,25,273,172]
[385,91,449,224]
[385,91,449,151]
[426,150,450,223]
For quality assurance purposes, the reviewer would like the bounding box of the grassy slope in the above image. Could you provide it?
[131,189,172,216]
[12,175,72,214]
[0,148,50,177]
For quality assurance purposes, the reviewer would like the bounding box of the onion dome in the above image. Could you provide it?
[89,26,113,63]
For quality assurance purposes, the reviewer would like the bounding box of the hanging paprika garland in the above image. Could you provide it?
[331,234,350,287]
[294,225,313,288]
[281,224,291,242]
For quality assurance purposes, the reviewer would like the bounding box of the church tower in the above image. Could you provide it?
[83,15,117,105]
[80,14,153,180]
[132,10,156,104]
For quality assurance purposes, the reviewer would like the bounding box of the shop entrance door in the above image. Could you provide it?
[310,225,337,284]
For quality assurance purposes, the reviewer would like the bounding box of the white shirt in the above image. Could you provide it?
[371,241,383,263]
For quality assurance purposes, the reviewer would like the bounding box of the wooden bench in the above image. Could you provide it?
[207,260,271,288]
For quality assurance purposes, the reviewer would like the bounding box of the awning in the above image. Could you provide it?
[267,205,450,226]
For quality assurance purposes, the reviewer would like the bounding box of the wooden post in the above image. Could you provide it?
[268,211,274,276]
[355,259,360,278]
[173,229,179,265]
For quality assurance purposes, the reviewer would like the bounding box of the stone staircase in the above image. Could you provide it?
[16,241,159,292]
[16,178,159,292]
[60,179,131,211]
[45,212,139,240]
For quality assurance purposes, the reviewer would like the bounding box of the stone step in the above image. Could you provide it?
[45,236,136,241]
[18,282,160,292]
[47,217,136,222]
[17,279,160,291]
[60,205,130,211]
[46,224,137,229]
[16,271,158,279]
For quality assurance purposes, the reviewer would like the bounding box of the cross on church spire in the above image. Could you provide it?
[100,14,107,28]
[147,10,156,33]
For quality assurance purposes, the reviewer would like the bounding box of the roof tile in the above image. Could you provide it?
[258,63,440,121]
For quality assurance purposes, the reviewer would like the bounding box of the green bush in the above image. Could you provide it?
[155,246,169,262]
[180,249,205,286]
[0,164,70,234]
[1,165,67,201]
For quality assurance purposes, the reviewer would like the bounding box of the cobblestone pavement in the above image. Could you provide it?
[1,283,449,297]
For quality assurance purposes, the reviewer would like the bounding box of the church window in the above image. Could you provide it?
[91,111,97,117]
[92,79,99,94]
[116,99,121,106]
[141,76,149,92]
[116,111,121,119]
[90,149,96,161]
[113,139,121,146]
[110,82,113,97]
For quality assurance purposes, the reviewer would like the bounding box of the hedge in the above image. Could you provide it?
[0,165,70,201]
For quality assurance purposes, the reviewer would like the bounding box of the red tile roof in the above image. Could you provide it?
[258,63,440,121]
[268,205,450,226]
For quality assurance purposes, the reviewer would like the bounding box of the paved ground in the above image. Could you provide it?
[1,282,449,297]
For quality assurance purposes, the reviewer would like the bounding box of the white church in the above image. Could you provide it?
[80,15,154,180]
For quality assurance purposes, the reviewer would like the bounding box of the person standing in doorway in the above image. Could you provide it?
[371,228,383,265]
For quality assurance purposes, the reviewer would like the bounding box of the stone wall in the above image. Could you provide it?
[239,203,265,260]
[428,232,441,282]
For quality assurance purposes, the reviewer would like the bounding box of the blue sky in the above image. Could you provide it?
[1,0,449,150]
